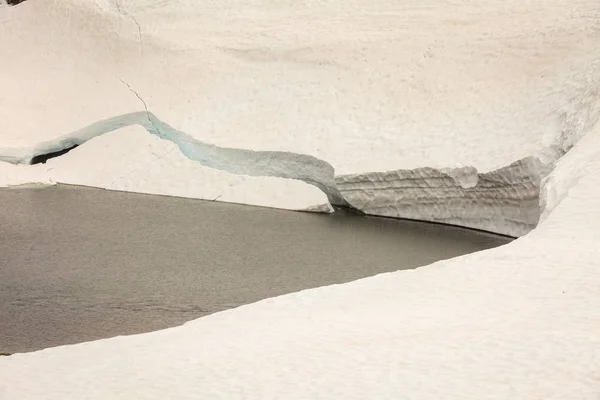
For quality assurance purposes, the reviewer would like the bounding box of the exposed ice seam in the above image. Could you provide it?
[0,111,347,207]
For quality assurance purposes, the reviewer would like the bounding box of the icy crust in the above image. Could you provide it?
[1,130,599,400]
[337,157,553,236]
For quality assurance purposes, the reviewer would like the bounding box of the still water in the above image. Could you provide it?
[0,185,510,353]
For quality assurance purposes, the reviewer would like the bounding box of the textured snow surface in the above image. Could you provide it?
[1,128,600,399]
[1,0,599,235]
[337,158,552,236]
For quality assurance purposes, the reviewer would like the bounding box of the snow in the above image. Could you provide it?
[1,0,599,234]
[1,1,600,397]
[1,126,600,399]
[336,157,551,236]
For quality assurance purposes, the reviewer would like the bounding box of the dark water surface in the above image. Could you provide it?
[0,185,510,353]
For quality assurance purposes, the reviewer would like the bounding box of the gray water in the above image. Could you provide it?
[0,185,510,354]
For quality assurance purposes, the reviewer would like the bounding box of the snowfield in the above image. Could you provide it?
[1,0,600,398]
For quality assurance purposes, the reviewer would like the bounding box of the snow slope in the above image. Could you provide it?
[1,0,599,235]
[1,119,599,400]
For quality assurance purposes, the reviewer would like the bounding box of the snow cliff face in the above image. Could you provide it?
[337,157,552,236]
[1,0,599,236]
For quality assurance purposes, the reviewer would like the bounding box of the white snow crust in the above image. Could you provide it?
[1,126,599,400]
[1,0,599,235]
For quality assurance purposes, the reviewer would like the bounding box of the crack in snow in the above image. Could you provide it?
[129,15,144,56]
[114,0,143,57]
[118,78,158,133]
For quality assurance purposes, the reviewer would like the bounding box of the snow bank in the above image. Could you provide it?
[2,121,599,400]
[1,0,599,235]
